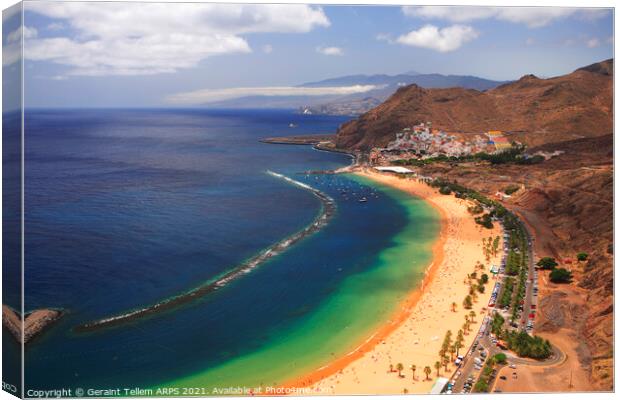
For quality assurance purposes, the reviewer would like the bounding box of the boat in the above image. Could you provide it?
[358,197,368,203]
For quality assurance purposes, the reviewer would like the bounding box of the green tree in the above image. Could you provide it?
[396,363,404,377]
[492,236,500,255]
[449,344,456,361]
[434,361,441,377]
[443,355,450,372]
[549,268,572,283]
[463,295,473,309]
[439,186,452,195]
[494,353,508,364]
[469,310,477,323]
[536,257,558,270]
[491,312,504,337]
[423,366,432,381]
[577,252,589,261]
[473,380,489,393]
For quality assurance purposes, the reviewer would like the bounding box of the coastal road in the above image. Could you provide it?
[450,318,498,393]
[489,344,566,393]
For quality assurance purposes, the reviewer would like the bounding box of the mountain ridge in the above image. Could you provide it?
[205,72,508,112]
[335,59,613,150]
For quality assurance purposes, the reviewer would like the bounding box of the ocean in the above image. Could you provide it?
[4,109,439,392]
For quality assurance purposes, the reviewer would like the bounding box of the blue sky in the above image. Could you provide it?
[2,3,613,107]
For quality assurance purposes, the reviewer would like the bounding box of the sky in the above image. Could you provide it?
[2,2,614,108]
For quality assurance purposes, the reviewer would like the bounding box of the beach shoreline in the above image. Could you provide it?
[280,168,503,395]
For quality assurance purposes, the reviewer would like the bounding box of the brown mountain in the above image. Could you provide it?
[335,59,613,150]
[407,134,613,390]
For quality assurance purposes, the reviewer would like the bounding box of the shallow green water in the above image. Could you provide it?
[160,175,440,394]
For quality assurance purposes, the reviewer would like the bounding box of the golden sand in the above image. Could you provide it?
[283,169,503,394]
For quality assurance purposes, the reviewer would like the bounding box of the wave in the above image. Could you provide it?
[74,171,336,333]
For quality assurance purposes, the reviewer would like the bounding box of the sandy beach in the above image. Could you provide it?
[283,169,504,394]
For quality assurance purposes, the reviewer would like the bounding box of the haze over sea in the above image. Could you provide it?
[4,109,439,391]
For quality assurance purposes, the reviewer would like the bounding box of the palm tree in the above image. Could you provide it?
[463,295,473,309]
[455,339,463,357]
[410,364,416,381]
[449,344,456,361]
[469,310,477,323]
[451,302,457,312]
[454,329,465,357]
[396,363,404,378]
[434,361,441,377]
[423,366,432,381]
[443,355,450,372]
[389,363,394,373]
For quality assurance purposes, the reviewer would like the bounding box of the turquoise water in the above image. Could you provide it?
[164,174,440,391]
[13,109,440,393]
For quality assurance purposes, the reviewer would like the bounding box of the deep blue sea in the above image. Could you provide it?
[2,109,437,393]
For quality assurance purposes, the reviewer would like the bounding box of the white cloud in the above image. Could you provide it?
[564,38,576,46]
[403,6,609,28]
[166,85,378,105]
[262,44,273,54]
[316,46,344,56]
[7,26,38,43]
[375,33,394,43]
[403,6,496,22]
[564,36,609,48]
[3,27,39,66]
[397,24,478,52]
[2,43,21,66]
[22,2,329,76]
[46,22,65,31]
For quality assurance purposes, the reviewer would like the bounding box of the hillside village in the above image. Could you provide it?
[369,122,515,165]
